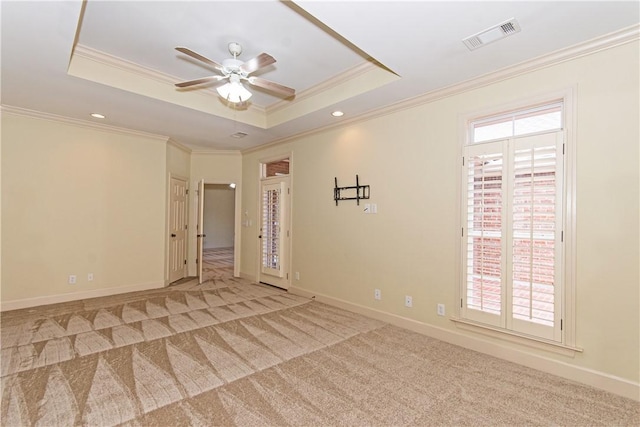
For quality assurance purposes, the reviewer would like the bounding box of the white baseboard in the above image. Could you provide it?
[289,286,640,402]
[1,281,165,312]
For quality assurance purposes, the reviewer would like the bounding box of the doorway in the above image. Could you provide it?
[201,183,236,281]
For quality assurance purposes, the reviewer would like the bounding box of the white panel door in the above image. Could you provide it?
[196,179,205,284]
[259,176,290,289]
[169,177,187,283]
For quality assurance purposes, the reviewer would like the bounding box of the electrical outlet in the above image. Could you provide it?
[374,289,381,300]
[68,275,77,285]
[88,273,94,282]
[405,295,413,308]
[437,303,445,316]
[295,272,300,280]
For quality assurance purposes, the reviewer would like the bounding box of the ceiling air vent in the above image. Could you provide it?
[231,131,248,139]
[463,18,521,51]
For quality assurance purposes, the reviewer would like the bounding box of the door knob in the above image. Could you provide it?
[171,234,176,237]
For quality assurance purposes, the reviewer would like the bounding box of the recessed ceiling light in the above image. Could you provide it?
[231,131,248,138]
[90,113,106,119]
[331,111,344,117]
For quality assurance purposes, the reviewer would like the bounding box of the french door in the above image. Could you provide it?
[259,176,290,289]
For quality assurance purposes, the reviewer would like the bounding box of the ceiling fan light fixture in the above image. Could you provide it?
[216,76,252,103]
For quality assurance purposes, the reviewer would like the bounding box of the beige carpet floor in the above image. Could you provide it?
[202,247,235,282]
[1,274,638,426]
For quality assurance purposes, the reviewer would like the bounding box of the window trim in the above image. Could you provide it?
[470,101,564,143]
[450,317,583,356]
[456,88,577,350]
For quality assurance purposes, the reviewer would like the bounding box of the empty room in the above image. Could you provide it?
[1,1,639,425]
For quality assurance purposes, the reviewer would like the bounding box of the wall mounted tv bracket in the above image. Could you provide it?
[334,175,370,206]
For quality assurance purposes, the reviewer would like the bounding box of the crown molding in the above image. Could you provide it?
[72,44,388,119]
[381,23,640,116]
[73,44,181,86]
[1,104,243,156]
[190,149,242,156]
[243,24,640,155]
[14,24,635,156]
[167,138,192,153]
[72,44,267,115]
[1,105,170,142]
[266,59,385,114]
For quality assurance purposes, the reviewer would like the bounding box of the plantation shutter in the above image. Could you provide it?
[507,132,563,341]
[462,131,564,340]
[462,140,506,327]
[261,181,284,277]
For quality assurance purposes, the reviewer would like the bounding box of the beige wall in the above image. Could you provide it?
[1,113,167,304]
[188,152,242,275]
[241,41,639,385]
[166,140,191,179]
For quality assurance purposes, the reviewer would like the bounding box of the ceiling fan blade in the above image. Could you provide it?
[175,75,226,88]
[175,47,223,71]
[248,77,295,97]
[240,53,276,74]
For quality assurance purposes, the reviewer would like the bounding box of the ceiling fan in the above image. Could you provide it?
[175,42,295,104]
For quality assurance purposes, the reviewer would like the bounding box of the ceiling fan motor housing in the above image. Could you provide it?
[222,58,244,76]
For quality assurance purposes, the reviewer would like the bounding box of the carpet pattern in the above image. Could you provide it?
[1,276,638,426]
[202,247,234,281]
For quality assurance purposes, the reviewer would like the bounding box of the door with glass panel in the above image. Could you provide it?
[259,176,290,289]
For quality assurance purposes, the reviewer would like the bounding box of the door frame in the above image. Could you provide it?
[191,179,242,279]
[256,152,293,289]
[196,179,205,283]
[166,174,189,285]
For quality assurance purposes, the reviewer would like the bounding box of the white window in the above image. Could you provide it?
[460,100,570,344]
[471,102,562,143]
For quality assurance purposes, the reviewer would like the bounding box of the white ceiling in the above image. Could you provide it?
[2,1,638,151]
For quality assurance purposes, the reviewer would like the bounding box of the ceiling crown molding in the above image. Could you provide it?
[72,45,389,117]
[167,138,192,153]
[1,104,170,142]
[70,44,395,129]
[243,23,640,154]
[381,23,640,116]
[72,44,266,114]
[266,59,388,115]
[190,149,241,156]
